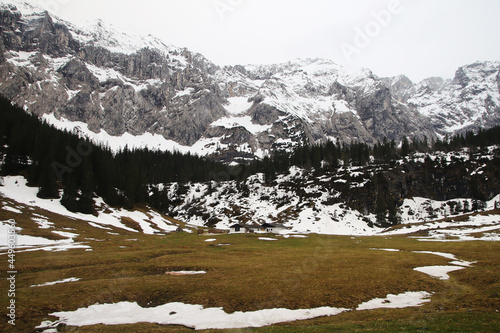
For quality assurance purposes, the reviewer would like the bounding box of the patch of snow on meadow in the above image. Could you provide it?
[0,220,91,253]
[413,266,466,280]
[2,206,22,214]
[412,250,474,280]
[30,277,81,288]
[42,301,349,330]
[165,271,206,276]
[41,289,438,330]
[357,292,433,311]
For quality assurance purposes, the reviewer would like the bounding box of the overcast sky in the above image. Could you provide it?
[19,0,500,82]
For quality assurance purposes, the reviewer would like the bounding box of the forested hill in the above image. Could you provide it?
[0,96,230,213]
[1,95,500,227]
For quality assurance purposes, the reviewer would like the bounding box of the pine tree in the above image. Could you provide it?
[36,145,60,199]
[78,157,95,214]
[387,197,400,226]
[469,176,486,212]
[60,175,79,212]
[376,190,388,227]
[312,146,322,171]
[36,162,60,199]
[401,137,410,156]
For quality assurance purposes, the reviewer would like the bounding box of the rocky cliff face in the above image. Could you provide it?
[408,62,500,136]
[0,2,227,147]
[1,2,500,162]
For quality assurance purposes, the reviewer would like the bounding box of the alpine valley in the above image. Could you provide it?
[1,2,500,332]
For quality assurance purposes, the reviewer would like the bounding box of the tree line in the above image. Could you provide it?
[2,94,500,217]
[246,128,500,181]
[0,96,229,214]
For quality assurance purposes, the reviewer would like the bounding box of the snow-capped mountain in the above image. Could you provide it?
[1,1,500,161]
[408,62,500,134]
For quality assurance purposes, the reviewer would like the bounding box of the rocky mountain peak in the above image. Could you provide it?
[0,2,499,162]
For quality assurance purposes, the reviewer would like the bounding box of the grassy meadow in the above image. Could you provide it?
[0,201,499,332]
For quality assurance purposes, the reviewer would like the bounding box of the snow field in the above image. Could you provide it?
[0,176,182,239]
[369,248,476,281]
[411,250,475,280]
[39,290,435,330]
[0,219,91,253]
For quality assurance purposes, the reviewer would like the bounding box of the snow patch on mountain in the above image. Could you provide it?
[249,59,362,122]
[223,97,253,115]
[0,176,182,234]
[409,61,500,135]
[42,114,236,157]
[211,116,272,135]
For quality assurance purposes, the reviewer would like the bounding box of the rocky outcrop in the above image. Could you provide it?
[354,86,434,142]
[408,62,500,136]
[452,67,471,88]
[58,59,99,91]
[249,103,285,126]
[383,75,414,103]
[497,71,500,93]
[0,2,228,147]
[0,6,75,56]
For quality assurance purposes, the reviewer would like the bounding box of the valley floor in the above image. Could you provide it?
[0,177,499,332]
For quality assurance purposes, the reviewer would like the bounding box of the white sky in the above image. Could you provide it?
[14,0,500,82]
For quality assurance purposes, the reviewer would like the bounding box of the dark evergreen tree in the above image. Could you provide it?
[387,197,400,226]
[36,143,60,199]
[78,157,95,214]
[375,190,388,227]
[401,137,410,156]
[60,175,79,212]
[36,162,60,199]
[469,176,486,212]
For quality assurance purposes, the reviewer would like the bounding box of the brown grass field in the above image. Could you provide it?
[0,198,499,332]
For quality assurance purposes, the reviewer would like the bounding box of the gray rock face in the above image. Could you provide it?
[497,71,500,93]
[58,59,99,91]
[1,3,499,162]
[250,103,285,126]
[0,3,227,148]
[407,62,500,136]
[453,67,471,88]
[383,75,414,103]
[354,86,434,142]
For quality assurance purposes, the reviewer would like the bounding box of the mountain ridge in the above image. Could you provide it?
[1,1,500,162]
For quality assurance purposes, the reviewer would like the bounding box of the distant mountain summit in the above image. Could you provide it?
[1,1,500,162]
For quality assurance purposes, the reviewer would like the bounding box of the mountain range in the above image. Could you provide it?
[1,1,500,162]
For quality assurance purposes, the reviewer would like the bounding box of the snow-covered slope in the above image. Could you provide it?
[2,141,499,239]
[0,176,188,235]
[140,145,500,238]
[408,62,500,135]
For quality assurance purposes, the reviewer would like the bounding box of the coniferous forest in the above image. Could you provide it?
[1,95,500,220]
[0,96,230,213]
